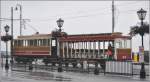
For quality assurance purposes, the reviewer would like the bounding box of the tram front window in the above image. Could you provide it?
[115,39,131,49]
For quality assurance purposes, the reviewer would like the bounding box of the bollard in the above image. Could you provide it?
[80,62,83,68]
[52,62,56,66]
[94,62,99,75]
[72,63,77,68]
[5,59,9,70]
[94,68,99,75]
[29,64,33,70]
[58,67,63,72]
[65,62,69,67]
[140,62,146,79]
[58,63,63,72]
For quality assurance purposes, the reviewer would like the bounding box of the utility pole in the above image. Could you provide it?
[15,4,22,36]
[112,0,115,60]
[20,5,22,36]
[0,0,1,62]
[11,7,14,65]
[112,0,115,33]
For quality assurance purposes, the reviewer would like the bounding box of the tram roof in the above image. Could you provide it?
[60,32,131,42]
[16,34,51,40]
[15,32,131,41]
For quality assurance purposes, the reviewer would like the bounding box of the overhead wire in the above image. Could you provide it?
[30,2,148,22]
[115,1,143,6]
[25,22,39,33]
[30,6,112,22]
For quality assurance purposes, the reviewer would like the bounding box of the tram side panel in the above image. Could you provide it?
[13,39,51,58]
[116,48,131,60]
[14,46,51,57]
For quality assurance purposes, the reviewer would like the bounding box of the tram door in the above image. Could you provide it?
[51,37,58,58]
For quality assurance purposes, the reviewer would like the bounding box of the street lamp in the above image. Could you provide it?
[137,8,147,79]
[1,25,12,69]
[57,18,64,32]
[56,18,64,72]
[137,8,147,47]
[15,4,22,36]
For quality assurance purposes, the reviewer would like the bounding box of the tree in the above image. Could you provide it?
[129,22,149,47]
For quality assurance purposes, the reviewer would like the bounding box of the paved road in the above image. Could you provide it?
[0,58,150,82]
[1,66,150,82]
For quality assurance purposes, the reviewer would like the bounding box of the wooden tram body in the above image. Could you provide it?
[13,32,132,62]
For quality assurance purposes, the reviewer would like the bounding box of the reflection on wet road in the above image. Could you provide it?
[0,59,150,82]
[1,69,72,82]
[1,67,150,82]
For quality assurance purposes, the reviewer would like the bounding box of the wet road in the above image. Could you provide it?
[1,66,150,82]
[0,58,150,82]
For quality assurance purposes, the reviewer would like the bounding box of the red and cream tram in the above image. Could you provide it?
[13,32,132,61]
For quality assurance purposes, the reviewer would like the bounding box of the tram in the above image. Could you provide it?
[13,31,132,63]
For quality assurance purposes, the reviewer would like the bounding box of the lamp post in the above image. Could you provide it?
[137,8,147,47]
[137,8,147,79]
[1,25,12,69]
[56,18,64,72]
[15,4,22,36]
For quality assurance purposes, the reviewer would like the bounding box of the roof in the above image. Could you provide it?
[60,32,131,42]
[14,32,131,41]
[16,34,51,40]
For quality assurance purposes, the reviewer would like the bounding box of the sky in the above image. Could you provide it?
[0,0,149,52]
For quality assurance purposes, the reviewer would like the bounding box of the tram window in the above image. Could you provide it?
[115,39,131,48]
[21,40,23,46]
[100,42,103,49]
[14,40,17,46]
[39,39,42,46]
[26,40,28,46]
[30,40,32,46]
[37,39,39,46]
[39,39,41,46]
[41,39,44,46]
[29,40,33,46]
[105,42,109,49]
[48,39,50,46]
[33,39,37,46]
[121,40,124,48]
[126,40,131,48]
[43,39,46,46]
[115,39,122,48]
[23,40,25,46]
[18,40,20,46]
[52,40,56,46]
[27,40,30,46]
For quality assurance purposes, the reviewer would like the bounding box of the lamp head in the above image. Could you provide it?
[137,8,147,20]
[56,18,64,28]
[4,25,10,32]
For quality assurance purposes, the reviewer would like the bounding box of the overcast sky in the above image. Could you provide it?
[0,0,149,52]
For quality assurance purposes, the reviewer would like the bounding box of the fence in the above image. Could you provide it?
[105,60,133,75]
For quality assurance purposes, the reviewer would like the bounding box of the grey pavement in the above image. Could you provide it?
[0,59,150,82]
